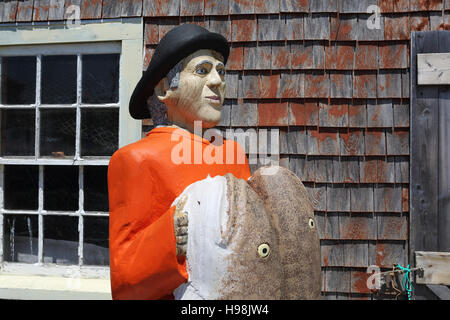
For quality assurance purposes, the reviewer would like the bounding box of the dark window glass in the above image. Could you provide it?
[82,54,119,103]
[81,108,118,156]
[4,165,38,210]
[83,216,109,266]
[3,215,39,263]
[41,55,77,104]
[43,215,78,265]
[0,109,35,156]
[1,56,36,105]
[44,166,79,211]
[84,166,109,212]
[40,109,76,157]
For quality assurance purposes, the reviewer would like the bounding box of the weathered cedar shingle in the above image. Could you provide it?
[410,12,430,31]
[374,184,402,212]
[360,158,378,183]
[429,12,443,30]
[324,213,340,239]
[34,0,50,21]
[48,0,66,20]
[330,71,353,98]
[229,0,254,14]
[241,72,260,99]
[305,71,329,98]
[258,14,285,41]
[332,156,347,183]
[121,0,143,17]
[310,0,338,12]
[326,43,354,70]
[315,157,333,183]
[393,0,409,12]
[343,242,369,267]
[271,43,291,69]
[305,100,319,126]
[304,13,330,40]
[143,0,180,16]
[386,129,409,155]
[355,44,378,69]
[227,43,244,70]
[158,18,179,40]
[180,0,203,16]
[348,101,367,127]
[327,184,350,211]
[378,43,408,69]
[325,268,351,292]
[218,100,231,127]
[288,100,306,126]
[16,0,34,22]
[291,42,325,69]
[322,244,344,267]
[353,72,377,98]
[345,157,360,183]
[378,70,402,98]
[204,0,229,15]
[102,0,122,18]
[395,156,409,183]
[319,100,348,127]
[231,100,257,127]
[280,0,308,12]
[208,16,231,41]
[367,99,393,127]
[1,1,18,22]
[144,20,159,45]
[254,0,279,13]
[231,15,257,41]
[350,187,374,212]
[285,14,304,40]
[384,14,410,40]
[351,270,371,293]
[80,0,102,19]
[257,101,288,126]
[377,213,408,240]
[401,69,409,98]
[331,14,357,41]
[340,130,364,155]
[377,157,395,183]
[277,71,298,98]
[286,129,307,154]
[225,72,239,99]
[410,0,443,10]
[365,130,386,155]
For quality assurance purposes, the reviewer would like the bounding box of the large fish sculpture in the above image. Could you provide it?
[172,166,321,300]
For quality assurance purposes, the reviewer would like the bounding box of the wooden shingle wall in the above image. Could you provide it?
[1,0,449,300]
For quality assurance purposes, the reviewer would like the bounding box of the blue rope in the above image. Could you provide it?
[396,264,413,300]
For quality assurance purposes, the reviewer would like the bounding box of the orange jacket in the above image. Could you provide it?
[108,127,251,300]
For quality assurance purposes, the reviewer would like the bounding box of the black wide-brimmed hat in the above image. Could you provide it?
[129,24,230,119]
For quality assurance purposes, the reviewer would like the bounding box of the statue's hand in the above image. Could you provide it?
[174,194,189,256]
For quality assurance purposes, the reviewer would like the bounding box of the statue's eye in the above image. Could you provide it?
[257,243,270,258]
[217,69,225,76]
[196,67,208,75]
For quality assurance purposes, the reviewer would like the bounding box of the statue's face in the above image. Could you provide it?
[165,49,226,129]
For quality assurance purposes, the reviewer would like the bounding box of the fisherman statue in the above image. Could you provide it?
[108,24,321,300]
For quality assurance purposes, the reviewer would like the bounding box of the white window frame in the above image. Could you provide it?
[0,18,143,300]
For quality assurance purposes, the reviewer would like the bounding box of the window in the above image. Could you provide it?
[0,19,142,299]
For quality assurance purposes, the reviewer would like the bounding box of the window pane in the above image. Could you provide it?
[84,166,109,212]
[82,54,119,103]
[3,215,39,263]
[1,56,36,105]
[43,215,78,265]
[44,166,79,211]
[83,216,109,266]
[4,165,38,210]
[40,109,76,157]
[81,108,118,156]
[41,55,77,104]
[1,109,35,156]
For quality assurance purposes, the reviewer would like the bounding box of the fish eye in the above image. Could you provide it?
[257,243,270,258]
[308,218,315,229]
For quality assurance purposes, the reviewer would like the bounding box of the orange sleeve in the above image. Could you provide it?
[108,149,188,300]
